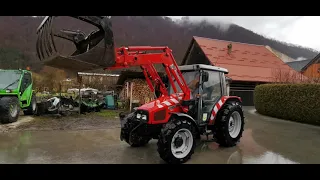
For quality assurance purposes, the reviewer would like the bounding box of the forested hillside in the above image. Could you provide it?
[0,16,318,73]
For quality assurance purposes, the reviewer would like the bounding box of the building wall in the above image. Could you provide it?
[229,81,262,106]
[81,75,119,91]
[302,63,320,81]
[183,42,211,65]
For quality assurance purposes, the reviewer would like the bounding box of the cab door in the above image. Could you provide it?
[19,72,33,108]
[200,70,223,125]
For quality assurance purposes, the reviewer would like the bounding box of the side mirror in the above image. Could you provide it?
[202,72,209,82]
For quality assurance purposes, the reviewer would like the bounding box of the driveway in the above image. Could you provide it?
[0,106,319,164]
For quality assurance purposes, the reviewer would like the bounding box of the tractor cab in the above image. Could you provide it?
[0,70,23,93]
[0,69,33,98]
[168,64,230,125]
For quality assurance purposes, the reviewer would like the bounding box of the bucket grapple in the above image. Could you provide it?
[36,16,116,72]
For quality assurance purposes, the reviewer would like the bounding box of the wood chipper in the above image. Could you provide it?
[35,16,245,164]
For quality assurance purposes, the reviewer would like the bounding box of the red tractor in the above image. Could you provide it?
[36,16,245,164]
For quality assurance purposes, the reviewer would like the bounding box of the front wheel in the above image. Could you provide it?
[23,95,37,115]
[157,118,196,164]
[214,101,245,147]
[0,96,21,124]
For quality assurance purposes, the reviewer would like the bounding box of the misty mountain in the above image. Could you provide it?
[0,16,318,72]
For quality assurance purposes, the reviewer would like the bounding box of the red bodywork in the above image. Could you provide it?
[104,46,191,124]
[208,96,242,125]
[104,46,241,125]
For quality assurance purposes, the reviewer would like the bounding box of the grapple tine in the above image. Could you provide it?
[35,27,42,60]
[38,26,46,60]
[42,21,51,58]
[35,16,116,72]
[44,18,53,55]
[36,16,56,61]
[48,17,57,53]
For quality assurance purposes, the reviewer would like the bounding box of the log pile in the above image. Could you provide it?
[119,78,155,105]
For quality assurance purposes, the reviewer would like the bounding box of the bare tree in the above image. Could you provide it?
[271,68,309,84]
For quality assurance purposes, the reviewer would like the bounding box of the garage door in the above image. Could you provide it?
[230,90,254,106]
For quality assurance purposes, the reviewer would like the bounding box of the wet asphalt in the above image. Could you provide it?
[0,106,319,164]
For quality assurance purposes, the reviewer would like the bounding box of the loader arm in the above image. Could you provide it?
[36,16,191,101]
[108,46,191,100]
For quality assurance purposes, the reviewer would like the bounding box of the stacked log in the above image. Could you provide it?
[119,78,155,105]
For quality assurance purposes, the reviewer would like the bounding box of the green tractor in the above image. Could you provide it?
[0,69,37,124]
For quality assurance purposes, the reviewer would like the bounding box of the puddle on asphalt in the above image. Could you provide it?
[0,128,299,164]
[191,128,299,164]
[193,141,298,164]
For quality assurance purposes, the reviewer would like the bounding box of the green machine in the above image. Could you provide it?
[104,91,117,110]
[0,69,37,124]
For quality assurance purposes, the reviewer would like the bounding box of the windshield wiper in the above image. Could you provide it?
[3,79,20,90]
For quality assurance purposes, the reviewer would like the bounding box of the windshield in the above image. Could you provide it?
[0,71,22,90]
[168,71,200,98]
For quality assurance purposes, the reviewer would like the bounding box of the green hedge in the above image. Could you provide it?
[254,84,320,125]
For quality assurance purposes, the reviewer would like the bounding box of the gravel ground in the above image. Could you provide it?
[2,110,123,132]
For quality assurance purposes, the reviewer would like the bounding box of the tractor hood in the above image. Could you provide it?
[138,93,184,111]
[135,93,185,124]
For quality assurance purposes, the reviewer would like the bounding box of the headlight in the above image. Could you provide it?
[135,110,148,122]
[136,113,141,119]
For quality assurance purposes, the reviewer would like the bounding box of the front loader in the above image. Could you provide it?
[0,69,37,124]
[36,16,245,164]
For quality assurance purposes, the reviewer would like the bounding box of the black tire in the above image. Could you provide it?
[157,118,197,164]
[121,117,151,147]
[95,106,101,112]
[0,96,21,124]
[23,95,37,115]
[214,101,245,147]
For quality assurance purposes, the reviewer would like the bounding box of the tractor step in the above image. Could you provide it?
[204,130,215,142]
[203,138,216,143]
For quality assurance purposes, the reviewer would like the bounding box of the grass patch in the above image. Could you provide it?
[96,110,123,119]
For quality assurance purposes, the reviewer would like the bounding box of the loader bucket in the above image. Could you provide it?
[36,16,116,72]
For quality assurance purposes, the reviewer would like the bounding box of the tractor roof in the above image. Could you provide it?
[178,64,229,74]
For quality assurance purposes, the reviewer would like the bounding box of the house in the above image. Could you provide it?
[181,36,303,106]
[299,53,320,82]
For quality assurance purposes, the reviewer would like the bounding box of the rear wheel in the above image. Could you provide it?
[157,118,196,164]
[0,96,21,124]
[214,101,244,147]
[23,95,37,115]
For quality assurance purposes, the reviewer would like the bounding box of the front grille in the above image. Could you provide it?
[154,109,166,121]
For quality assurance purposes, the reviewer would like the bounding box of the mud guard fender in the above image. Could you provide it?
[169,112,200,138]
[224,96,242,104]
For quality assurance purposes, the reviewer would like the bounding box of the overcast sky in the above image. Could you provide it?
[168,16,320,51]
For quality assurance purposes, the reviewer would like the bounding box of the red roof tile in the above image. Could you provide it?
[193,36,304,82]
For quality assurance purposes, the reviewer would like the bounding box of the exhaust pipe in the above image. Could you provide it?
[36,16,116,72]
